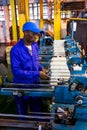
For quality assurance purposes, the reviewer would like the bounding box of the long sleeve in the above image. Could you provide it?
[10,47,40,83]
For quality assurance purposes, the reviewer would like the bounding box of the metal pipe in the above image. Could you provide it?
[1,87,54,92]
[3,83,54,87]
[0,113,53,120]
[10,0,18,41]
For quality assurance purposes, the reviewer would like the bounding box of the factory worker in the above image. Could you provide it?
[10,22,49,116]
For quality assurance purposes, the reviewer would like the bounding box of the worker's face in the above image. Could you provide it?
[24,30,38,43]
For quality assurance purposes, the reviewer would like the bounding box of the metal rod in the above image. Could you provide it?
[1,87,54,92]
[40,79,64,82]
[40,61,51,63]
[3,83,56,87]
[0,113,53,120]
[39,54,53,56]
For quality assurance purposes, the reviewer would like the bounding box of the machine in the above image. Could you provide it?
[0,76,87,130]
[0,36,87,130]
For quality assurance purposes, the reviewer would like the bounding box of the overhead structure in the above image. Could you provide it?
[1,0,87,41]
[40,0,44,29]
[54,0,61,40]
[10,0,18,42]
[18,0,29,38]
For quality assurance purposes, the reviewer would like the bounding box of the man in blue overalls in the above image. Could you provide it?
[10,22,49,117]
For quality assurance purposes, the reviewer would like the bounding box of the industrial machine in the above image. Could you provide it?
[50,36,87,130]
[39,35,54,68]
[0,75,87,130]
[0,37,87,130]
[64,36,87,87]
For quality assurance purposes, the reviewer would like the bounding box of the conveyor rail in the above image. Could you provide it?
[0,83,54,97]
[0,118,51,129]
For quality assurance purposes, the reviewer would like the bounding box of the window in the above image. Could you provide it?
[29,3,40,20]
[29,2,54,20]
[0,6,5,21]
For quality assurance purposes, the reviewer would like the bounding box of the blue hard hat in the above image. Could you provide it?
[22,22,41,33]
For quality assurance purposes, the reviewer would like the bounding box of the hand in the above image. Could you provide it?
[40,71,49,80]
[42,68,48,74]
